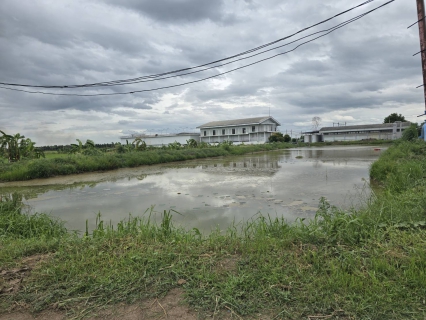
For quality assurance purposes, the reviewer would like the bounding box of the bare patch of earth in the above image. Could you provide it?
[0,254,272,319]
[0,287,273,320]
[0,254,51,295]
[0,311,64,320]
[215,254,240,275]
[95,288,196,320]
[1,288,198,320]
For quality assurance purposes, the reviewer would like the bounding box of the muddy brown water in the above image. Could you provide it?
[0,146,385,233]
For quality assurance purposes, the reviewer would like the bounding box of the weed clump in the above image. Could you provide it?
[0,194,66,239]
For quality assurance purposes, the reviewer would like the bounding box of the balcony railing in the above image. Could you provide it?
[202,130,276,137]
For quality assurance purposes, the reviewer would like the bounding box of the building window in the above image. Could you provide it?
[222,129,225,135]
[252,126,256,132]
[213,130,216,136]
[203,131,206,136]
[242,128,246,134]
[232,128,236,134]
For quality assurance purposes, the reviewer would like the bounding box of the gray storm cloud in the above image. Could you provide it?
[0,0,423,144]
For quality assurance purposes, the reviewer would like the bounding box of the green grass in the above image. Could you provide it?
[1,140,425,318]
[43,151,70,159]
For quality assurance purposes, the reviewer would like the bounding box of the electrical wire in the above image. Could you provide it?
[407,15,425,29]
[0,0,376,89]
[3,15,373,90]
[413,48,426,56]
[0,0,395,96]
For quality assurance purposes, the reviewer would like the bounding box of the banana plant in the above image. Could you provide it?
[20,138,45,159]
[198,141,210,149]
[132,137,147,151]
[186,139,198,148]
[82,139,101,155]
[85,139,95,149]
[115,142,126,154]
[70,139,84,154]
[115,141,133,153]
[0,131,25,162]
[124,140,134,153]
[34,149,45,159]
[70,139,96,154]
[168,141,182,150]
[19,138,34,157]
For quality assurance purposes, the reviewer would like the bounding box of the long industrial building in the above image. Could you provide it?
[318,122,411,142]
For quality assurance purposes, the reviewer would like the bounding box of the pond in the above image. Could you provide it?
[0,146,384,233]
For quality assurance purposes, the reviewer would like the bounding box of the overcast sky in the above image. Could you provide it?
[0,0,423,145]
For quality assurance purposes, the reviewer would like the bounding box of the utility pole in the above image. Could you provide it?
[416,0,426,116]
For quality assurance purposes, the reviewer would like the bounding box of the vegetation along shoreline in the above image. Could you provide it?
[1,130,392,183]
[0,139,425,319]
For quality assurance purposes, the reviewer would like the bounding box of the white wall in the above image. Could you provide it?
[200,123,277,137]
[201,125,258,137]
[200,131,273,144]
[198,120,280,144]
[122,134,200,146]
[322,132,395,142]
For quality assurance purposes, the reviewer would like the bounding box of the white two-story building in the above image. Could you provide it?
[197,116,281,144]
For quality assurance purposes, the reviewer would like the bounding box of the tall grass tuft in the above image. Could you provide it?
[0,193,66,239]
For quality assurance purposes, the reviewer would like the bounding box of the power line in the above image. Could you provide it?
[2,16,371,90]
[0,0,395,97]
[413,48,426,56]
[0,0,376,89]
[407,15,426,29]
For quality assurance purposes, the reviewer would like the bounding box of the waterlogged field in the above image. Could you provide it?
[1,141,426,319]
[0,146,382,232]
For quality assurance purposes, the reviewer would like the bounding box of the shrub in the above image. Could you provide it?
[268,132,285,143]
[401,124,419,141]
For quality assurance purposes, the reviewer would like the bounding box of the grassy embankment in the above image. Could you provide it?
[0,140,394,182]
[0,142,295,182]
[1,140,425,319]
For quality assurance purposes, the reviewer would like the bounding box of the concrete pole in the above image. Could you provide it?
[416,0,426,112]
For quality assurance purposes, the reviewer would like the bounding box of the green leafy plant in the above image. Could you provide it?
[186,138,198,148]
[0,131,44,162]
[133,137,147,151]
[401,123,419,141]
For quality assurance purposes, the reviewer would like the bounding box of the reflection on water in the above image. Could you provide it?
[0,146,384,233]
[202,157,280,169]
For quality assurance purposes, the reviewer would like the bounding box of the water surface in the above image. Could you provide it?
[0,146,384,232]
